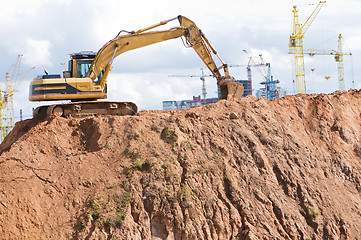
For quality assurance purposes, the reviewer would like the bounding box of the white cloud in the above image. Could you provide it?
[106,72,205,110]
[23,39,52,67]
[0,0,72,20]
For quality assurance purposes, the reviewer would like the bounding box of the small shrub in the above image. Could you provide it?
[126,147,139,159]
[105,141,113,149]
[307,207,320,219]
[161,128,178,143]
[90,210,100,221]
[134,158,149,171]
[128,133,140,140]
[181,184,192,200]
[134,158,144,170]
[114,211,126,227]
[89,199,101,210]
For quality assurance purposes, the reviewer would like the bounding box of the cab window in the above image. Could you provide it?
[76,60,92,78]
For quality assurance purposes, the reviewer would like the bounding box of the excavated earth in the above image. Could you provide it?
[1,90,361,239]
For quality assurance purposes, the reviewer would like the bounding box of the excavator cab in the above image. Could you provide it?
[29,51,106,102]
[65,51,96,78]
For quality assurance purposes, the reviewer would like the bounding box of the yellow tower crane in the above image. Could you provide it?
[0,83,6,142]
[1,55,34,142]
[4,66,35,135]
[6,54,23,134]
[289,1,326,94]
[304,34,351,90]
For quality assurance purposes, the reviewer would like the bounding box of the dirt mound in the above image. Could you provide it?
[1,90,361,239]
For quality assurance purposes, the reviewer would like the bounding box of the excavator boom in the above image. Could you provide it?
[87,15,243,100]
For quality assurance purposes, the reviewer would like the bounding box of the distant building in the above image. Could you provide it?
[256,87,287,99]
[163,79,252,110]
[163,95,218,110]
[239,79,252,97]
[278,88,288,98]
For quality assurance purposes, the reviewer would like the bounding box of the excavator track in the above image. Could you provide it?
[33,101,138,119]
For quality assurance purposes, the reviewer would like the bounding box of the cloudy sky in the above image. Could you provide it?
[0,0,360,120]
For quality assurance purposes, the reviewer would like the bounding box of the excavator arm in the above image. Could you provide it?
[87,15,243,100]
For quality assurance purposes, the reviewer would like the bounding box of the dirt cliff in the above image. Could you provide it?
[1,90,361,239]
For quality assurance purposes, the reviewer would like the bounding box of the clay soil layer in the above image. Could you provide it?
[1,90,361,239]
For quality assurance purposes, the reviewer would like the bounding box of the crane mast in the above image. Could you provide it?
[6,55,23,133]
[289,1,326,94]
[1,55,35,139]
[0,83,5,142]
[336,34,346,90]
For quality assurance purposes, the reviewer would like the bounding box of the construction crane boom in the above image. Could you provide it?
[295,2,326,38]
[302,34,351,90]
[289,1,326,94]
[169,68,214,104]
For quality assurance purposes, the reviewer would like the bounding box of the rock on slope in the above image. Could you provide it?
[1,90,361,239]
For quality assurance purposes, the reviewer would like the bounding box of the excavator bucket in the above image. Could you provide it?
[226,81,244,100]
[218,81,244,100]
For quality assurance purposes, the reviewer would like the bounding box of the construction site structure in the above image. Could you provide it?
[289,1,326,94]
[1,55,35,139]
[163,95,218,110]
[5,55,23,133]
[259,63,280,100]
[229,64,253,97]
[304,34,351,90]
[230,50,280,100]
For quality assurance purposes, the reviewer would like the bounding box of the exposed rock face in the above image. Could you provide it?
[1,90,361,239]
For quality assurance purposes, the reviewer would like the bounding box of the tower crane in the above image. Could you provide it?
[168,68,214,104]
[289,1,326,94]
[6,54,22,134]
[0,84,6,142]
[304,34,351,90]
[231,50,279,100]
[4,55,35,134]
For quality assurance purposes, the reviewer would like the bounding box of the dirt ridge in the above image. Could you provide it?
[1,90,361,239]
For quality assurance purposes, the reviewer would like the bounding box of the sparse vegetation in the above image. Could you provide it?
[181,184,192,200]
[105,141,113,149]
[134,158,144,170]
[306,207,320,219]
[128,133,141,140]
[161,128,178,143]
[125,147,139,159]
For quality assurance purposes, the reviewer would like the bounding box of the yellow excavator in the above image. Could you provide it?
[29,15,244,118]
